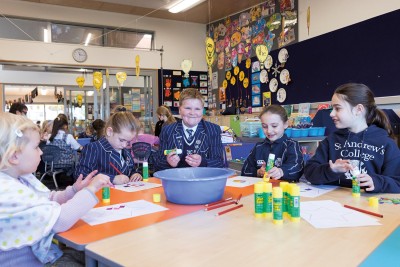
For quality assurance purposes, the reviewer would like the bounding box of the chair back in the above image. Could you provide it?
[131,142,152,162]
[41,145,61,164]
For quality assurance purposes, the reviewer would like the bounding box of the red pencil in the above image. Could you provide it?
[343,204,383,218]
[109,162,123,175]
[236,193,242,204]
[204,200,236,211]
[216,204,244,216]
[205,197,233,207]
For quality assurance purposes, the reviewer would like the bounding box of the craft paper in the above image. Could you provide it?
[114,181,162,193]
[226,176,261,188]
[298,182,338,198]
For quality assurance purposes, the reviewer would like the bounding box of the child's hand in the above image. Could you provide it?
[358,173,375,191]
[329,159,352,173]
[86,174,113,193]
[185,154,202,167]
[167,152,180,168]
[257,163,266,177]
[113,174,130,185]
[130,173,143,182]
[269,167,284,180]
[74,170,98,191]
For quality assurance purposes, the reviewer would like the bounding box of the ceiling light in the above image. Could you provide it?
[40,88,48,95]
[84,33,92,46]
[168,0,205,13]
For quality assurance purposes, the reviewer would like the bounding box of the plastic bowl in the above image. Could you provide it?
[153,167,235,205]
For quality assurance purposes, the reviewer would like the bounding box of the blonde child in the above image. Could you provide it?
[154,105,176,137]
[304,83,400,193]
[241,105,304,181]
[0,112,112,266]
[75,111,142,184]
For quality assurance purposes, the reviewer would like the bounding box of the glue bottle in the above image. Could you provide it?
[102,187,110,203]
[254,182,264,218]
[143,161,149,182]
[290,184,300,222]
[263,182,272,218]
[352,169,361,197]
[279,182,289,218]
[273,187,283,225]
[263,154,275,182]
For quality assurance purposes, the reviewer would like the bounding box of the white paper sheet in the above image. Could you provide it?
[300,200,381,229]
[298,182,338,198]
[114,181,162,192]
[226,176,261,188]
[81,200,168,226]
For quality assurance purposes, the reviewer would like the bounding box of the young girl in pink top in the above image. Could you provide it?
[0,113,113,266]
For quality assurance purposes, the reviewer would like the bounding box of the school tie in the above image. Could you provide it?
[186,129,194,142]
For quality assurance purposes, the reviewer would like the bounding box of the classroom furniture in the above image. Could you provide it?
[39,145,64,189]
[131,142,152,172]
[84,187,400,267]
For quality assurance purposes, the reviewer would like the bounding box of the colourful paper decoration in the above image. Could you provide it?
[181,59,192,78]
[76,76,85,88]
[135,55,140,78]
[76,94,83,107]
[243,77,249,88]
[93,71,103,91]
[255,44,268,69]
[116,72,127,86]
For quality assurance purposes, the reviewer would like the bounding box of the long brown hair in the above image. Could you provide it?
[334,83,394,139]
[259,105,288,122]
[156,105,176,125]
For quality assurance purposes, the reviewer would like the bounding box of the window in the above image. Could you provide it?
[0,17,48,42]
[51,24,103,46]
[105,30,153,50]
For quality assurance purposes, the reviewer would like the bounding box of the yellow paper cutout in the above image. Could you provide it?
[222,79,228,89]
[243,77,249,88]
[226,71,232,80]
[233,66,239,76]
[230,76,236,85]
[116,72,127,86]
[246,58,251,69]
[76,76,85,88]
[239,71,245,81]
[93,71,103,91]
[135,55,140,78]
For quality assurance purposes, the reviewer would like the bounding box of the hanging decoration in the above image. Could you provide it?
[181,59,192,78]
[116,72,127,87]
[76,76,85,88]
[255,44,268,69]
[135,55,140,78]
[106,69,110,82]
[93,71,103,92]
[307,6,311,35]
[245,58,251,69]
[205,37,215,77]
[76,94,83,107]
[243,77,249,88]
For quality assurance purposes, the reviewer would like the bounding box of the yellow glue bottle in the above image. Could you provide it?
[102,187,110,204]
[352,168,361,197]
[290,185,300,222]
[279,181,289,218]
[254,182,265,218]
[263,182,272,218]
[263,153,275,182]
[273,187,283,225]
[143,161,149,182]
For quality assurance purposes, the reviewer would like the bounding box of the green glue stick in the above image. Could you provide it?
[143,162,149,181]
[164,148,182,155]
[263,154,275,182]
[290,185,300,222]
[280,182,289,217]
[254,182,264,218]
[273,187,283,225]
[263,182,272,218]
[352,169,361,197]
[102,187,110,203]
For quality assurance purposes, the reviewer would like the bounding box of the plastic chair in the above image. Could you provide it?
[131,142,152,172]
[40,145,64,190]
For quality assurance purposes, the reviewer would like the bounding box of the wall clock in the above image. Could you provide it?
[72,48,87,63]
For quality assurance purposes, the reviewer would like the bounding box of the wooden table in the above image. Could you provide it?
[84,187,400,267]
[55,178,253,251]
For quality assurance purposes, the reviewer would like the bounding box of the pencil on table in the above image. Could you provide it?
[343,204,383,218]
[216,204,244,216]
[109,162,123,175]
[236,193,242,204]
[204,200,236,211]
[205,197,233,207]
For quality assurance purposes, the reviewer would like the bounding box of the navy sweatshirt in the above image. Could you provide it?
[304,125,400,193]
[241,134,304,182]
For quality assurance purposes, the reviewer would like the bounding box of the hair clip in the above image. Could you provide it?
[15,129,23,138]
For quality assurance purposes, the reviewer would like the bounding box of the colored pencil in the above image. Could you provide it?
[109,162,123,175]
[343,204,383,218]
[205,197,233,207]
[204,200,236,211]
[216,204,244,216]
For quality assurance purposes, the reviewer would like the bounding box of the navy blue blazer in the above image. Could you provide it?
[74,137,136,182]
[154,120,224,171]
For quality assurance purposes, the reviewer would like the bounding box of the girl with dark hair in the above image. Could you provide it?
[241,105,304,181]
[47,116,82,175]
[304,83,400,193]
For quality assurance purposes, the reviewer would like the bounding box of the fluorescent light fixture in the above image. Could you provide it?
[43,29,49,43]
[168,0,205,13]
[40,88,47,95]
[84,33,92,46]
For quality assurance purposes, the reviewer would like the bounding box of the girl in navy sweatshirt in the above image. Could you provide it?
[304,83,400,193]
[241,105,303,181]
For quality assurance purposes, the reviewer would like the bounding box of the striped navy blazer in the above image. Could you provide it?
[154,120,224,171]
[74,137,136,182]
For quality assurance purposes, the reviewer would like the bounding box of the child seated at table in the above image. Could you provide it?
[75,111,143,184]
[0,112,112,266]
[304,83,400,193]
[241,105,304,181]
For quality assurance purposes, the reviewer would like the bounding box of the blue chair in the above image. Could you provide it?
[40,145,64,190]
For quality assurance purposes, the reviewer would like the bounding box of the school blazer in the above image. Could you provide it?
[154,120,224,171]
[74,137,136,182]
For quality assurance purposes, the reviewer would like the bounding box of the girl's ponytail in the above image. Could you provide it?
[368,107,395,139]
